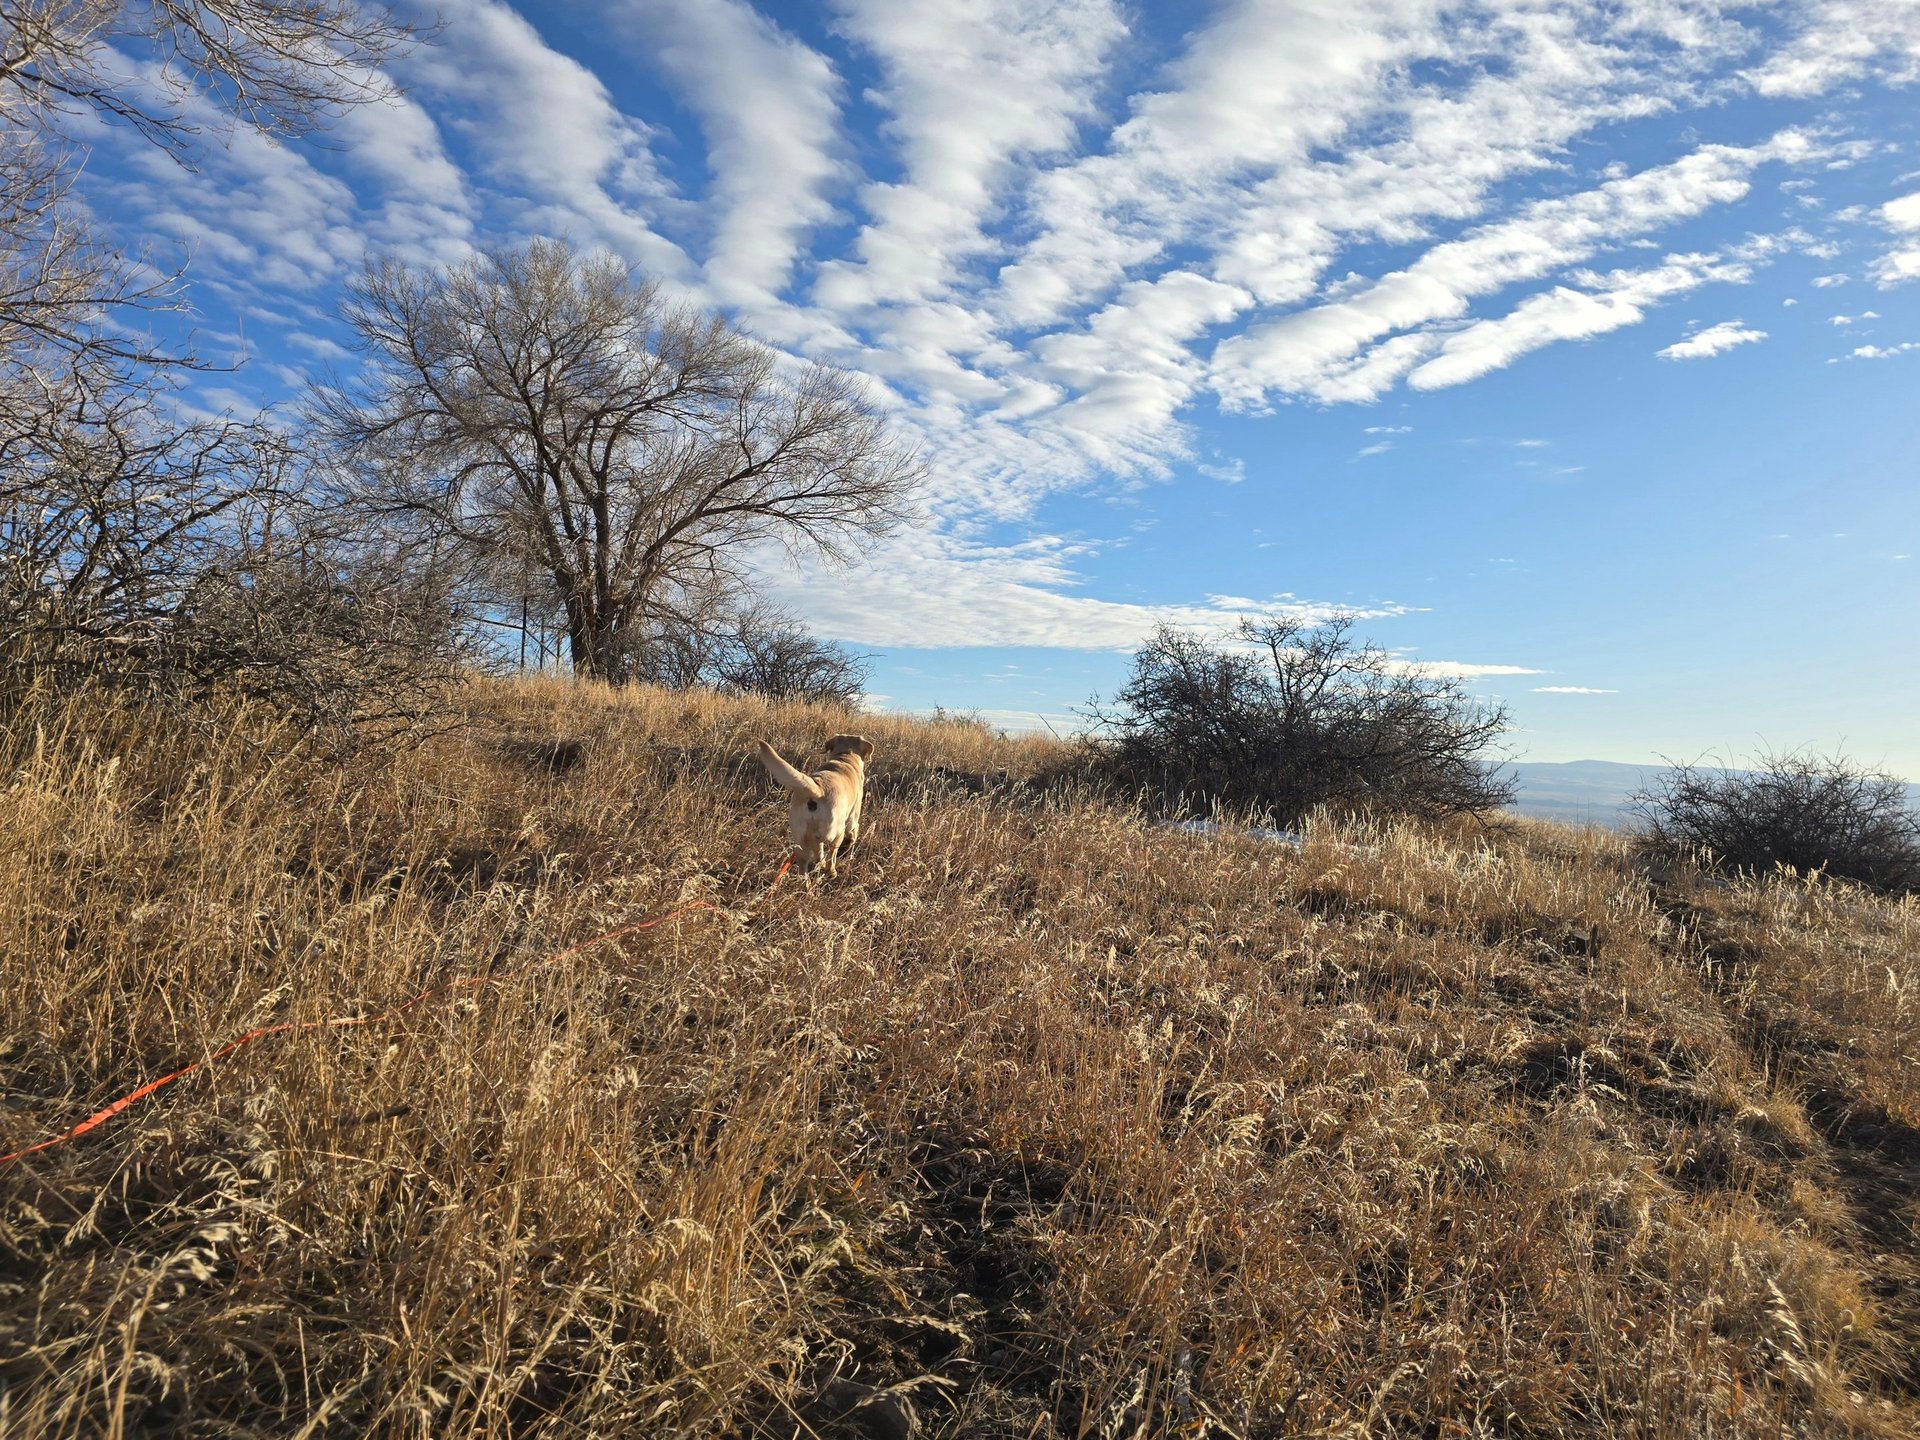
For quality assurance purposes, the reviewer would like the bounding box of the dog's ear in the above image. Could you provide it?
[854,736,874,760]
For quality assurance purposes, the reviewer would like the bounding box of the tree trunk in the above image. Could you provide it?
[564,595,595,677]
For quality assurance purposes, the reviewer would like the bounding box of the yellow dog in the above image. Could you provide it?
[755,734,873,876]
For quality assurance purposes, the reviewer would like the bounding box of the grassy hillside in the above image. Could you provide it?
[2,677,1916,1437]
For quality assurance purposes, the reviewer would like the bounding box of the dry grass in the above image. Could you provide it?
[2,675,1916,1437]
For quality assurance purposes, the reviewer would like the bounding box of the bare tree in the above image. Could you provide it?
[0,347,472,729]
[2,0,417,418]
[1,1,413,154]
[0,0,434,722]
[311,238,920,682]
[1087,614,1516,825]
[1632,751,1920,893]
[2,358,275,658]
[1,0,416,354]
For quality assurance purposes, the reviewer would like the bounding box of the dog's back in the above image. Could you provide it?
[756,735,873,875]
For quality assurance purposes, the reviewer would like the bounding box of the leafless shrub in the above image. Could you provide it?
[0,333,470,734]
[4,455,472,737]
[172,525,476,738]
[1632,750,1920,893]
[309,237,920,681]
[1,362,267,657]
[622,600,870,705]
[1087,613,1515,825]
[0,0,439,731]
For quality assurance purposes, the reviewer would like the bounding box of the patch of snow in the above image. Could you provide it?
[1158,819,1308,847]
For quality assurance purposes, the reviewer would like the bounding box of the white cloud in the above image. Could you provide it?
[1828,310,1881,324]
[401,0,688,279]
[1840,341,1920,359]
[1396,659,1545,679]
[1356,441,1393,457]
[1811,272,1849,287]
[99,73,369,293]
[324,70,477,266]
[1743,0,1920,98]
[607,0,845,309]
[1873,189,1920,285]
[751,530,1414,651]
[1209,3,1761,307]
[1027,269,1253,469]
[997,0,1443,329]
[1531,686,1618,695]
[1407,256,1756,389]
[1656,318,1768,360]
[1214,135,1808,405]
[1886,191,1920,230]
[285,331,354,360]
[817,0,1125,312]
[70,0,1920,673]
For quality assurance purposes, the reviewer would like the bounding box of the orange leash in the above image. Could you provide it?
[0,856,794,1167]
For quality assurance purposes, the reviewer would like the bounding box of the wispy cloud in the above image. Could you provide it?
[1398,660,1545,679]
[1532,685,1619,695]
[1743,0,1920,98]
[751,531,1417,651]
[1413,257,1760,389]
[1215,134,1811,406]
[1835,341,1919,360]
[996,0,1446,329]
[606,0,846,312]
[817,0,1125,312]
[1657,319,1768,360]
[99,68,370,293]
[71,0,1920,670]
[401,0,685,277]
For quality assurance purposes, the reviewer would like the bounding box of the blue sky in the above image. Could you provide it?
[87,0,1920,772]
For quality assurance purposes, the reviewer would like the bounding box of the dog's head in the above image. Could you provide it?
[825,733,875,761]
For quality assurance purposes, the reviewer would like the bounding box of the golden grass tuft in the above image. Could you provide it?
[2,676,1916,1436]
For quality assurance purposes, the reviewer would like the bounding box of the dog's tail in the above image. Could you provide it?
[756,739,824,800]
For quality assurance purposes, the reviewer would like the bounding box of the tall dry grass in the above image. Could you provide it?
[1,676,1915,1437]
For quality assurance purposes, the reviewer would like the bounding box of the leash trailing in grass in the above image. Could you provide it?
[0,857,793,1166]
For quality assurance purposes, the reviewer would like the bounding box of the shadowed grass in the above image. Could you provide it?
[2,676,1915,1436]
